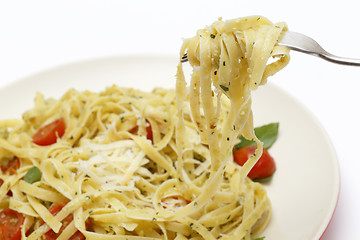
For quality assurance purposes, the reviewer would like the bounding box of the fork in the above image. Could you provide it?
[181,31,360,66]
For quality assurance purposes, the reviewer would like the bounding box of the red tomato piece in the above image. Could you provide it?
[32,118,65,146]
[1,157,20,175]
[0,208,25,240]
[68,231,86,240]
[47,202,66,215]
[233,146,276,180]
[145,123,153,142]
[129,120,153,142]
[44,203,85,240]
[0,157,20,196]
[0,178,12,197]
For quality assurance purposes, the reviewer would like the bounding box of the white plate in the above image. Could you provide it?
[0,55,339,239]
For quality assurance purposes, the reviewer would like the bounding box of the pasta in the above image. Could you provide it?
[0,15,289,240]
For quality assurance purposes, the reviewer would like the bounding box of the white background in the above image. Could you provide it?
[0,1,359,239]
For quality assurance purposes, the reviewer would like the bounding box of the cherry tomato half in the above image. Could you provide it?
[44,203,85,240]
[0,208,24,240]
[32,118,65,146]
[233,146,276,180]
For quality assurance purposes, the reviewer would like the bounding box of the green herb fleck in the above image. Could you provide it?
[24,166,42,184]
[223,61,226,66]
[210,34,216,39]
[219,85,229,92]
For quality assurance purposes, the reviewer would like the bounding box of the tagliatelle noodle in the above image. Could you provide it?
[0,15,289,240]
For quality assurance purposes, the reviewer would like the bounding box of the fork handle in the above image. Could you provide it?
[279,31,360,66]
[317,52,360,66]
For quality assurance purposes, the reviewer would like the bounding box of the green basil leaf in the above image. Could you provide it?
[24,166,42,184]
[253,175,274,183]
[235,122,279,149]
[254,122,279,149]
[235,137,255,149]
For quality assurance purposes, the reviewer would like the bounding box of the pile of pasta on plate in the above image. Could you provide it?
[0,15,289,240]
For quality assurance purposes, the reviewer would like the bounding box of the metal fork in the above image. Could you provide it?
[181,31,360,66]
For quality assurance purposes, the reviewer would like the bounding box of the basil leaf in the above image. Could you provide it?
[235,122,279,149]
[235,137,255,149]
[24,166,42,184]
[254,122,279,149]
[253,175,274,183]
[252,237,265,240]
